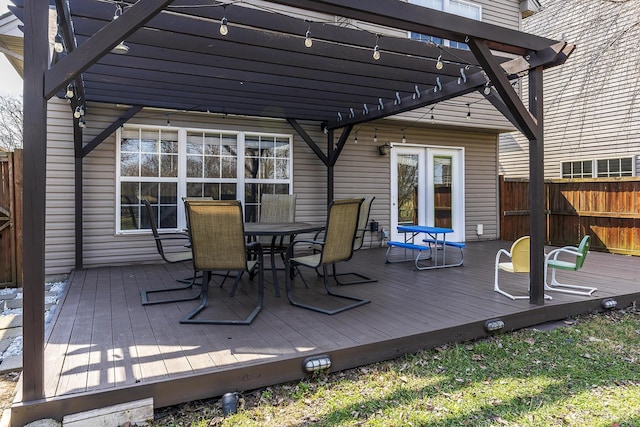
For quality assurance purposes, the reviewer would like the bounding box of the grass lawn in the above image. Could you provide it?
[149,306,640,426]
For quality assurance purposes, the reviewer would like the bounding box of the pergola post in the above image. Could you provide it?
[528,66,545,304]
[22,0,50,400]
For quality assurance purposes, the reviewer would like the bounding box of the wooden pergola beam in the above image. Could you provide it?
[44,0,173,99]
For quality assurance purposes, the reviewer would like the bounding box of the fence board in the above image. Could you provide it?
[0,150,22,285]
[499,175,640,255]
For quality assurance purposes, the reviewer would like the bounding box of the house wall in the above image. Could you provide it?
[499,0,640,178]
[45,100,499,277]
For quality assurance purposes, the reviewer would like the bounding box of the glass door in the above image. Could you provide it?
[391,146,465,241]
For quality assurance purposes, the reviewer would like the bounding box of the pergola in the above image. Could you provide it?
[13,0,572,408]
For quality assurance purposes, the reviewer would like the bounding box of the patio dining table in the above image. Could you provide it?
[244,222,324,296]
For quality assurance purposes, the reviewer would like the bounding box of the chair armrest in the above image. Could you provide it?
[545,246,580,262]
[495,248,511,265]
[246,240,263,257]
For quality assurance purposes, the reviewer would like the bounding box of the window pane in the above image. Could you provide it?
[121,206,140,231]
[140,153,159,177]
[245,156,260,179]
[221,183,236,200]
[222,157,237,178]
[187,155,203,178]
[275,159,289,179]
[584,161,592,175]
[261,157,274,179]
[140,182,158,202]
[160,154,178,177]
[121,137,139,152]
[274,184,289,194]
[204,183,220,199]
[120,153,139,177]
[158,205,177,229]
[204,157,220,178]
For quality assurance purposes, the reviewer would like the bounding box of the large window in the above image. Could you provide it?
[117,126,293,233]
[561,157,634,178]
[409,0,482,50]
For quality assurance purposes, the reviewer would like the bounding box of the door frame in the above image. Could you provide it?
[390,143,465,241]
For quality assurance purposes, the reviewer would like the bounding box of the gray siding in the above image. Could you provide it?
[46,101,499,277]
[333,123,499,245]
[499,0,640,178]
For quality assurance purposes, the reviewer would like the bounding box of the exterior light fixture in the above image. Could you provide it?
[378,142,391,155]
[111,41,130,54]
[54,33,64,53]
[484,318,505,332]
[111,4,129,54]
[302,355,332,373]
[221,392,238,416]
[435,54,443,70]
[601,299,617,309]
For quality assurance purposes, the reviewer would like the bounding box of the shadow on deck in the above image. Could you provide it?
[11,240,640,424]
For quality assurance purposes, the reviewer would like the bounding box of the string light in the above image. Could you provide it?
[54,33,64,53]
[65,84,74,99]
[466,103,471,120]
[401,129,406,143]
[435,54,443,70]
[373,128,378,143]
[354,130,358,144]
[430,106,435,124]
[74,106,82,119]
[219,6,229,36]
[304,22,312,48]
[78,116,86,128]
[372,34,381,60]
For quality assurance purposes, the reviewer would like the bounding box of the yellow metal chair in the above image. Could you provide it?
[494,236,551,300]
[285,198,370,315]
[181,200,264,325]
[544,235,596,296]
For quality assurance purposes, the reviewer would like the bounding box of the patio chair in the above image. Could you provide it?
[285,198,370,315]
[494,236,551,300]
[140,199,201,306]
[544,235,596,296]
[330,196,378,285]
[181,200,264,325]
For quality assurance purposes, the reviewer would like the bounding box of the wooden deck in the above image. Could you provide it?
[12,240,640,424]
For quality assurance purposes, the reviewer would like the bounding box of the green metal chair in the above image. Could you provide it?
[544,235,596,296]
[285,198,370,315]
[181,200,264,325]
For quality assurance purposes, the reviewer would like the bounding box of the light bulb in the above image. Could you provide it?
[466,104,471,120]
[304,30,312,48]
[65,84,74,99]
[401,130,406,143]
[219,17,228,36]
[430,114,435,124]
[435,54,443,70]
[372,45,381,60]
[74,106,82,119]
[54,33,64,53]
[373,129,378,143]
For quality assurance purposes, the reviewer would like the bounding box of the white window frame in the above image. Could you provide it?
[408,0,482,49]
[116,125,294,234]
[560,156,635,178]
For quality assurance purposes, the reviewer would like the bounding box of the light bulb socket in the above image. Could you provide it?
[373,45,380,60]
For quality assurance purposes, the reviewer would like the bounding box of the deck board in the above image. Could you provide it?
[26,240,640,422]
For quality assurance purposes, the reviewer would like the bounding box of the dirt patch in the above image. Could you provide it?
[0,371,19,412]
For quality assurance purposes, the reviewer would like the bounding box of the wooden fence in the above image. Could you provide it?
[0,150,22,286]
[499,175,640,255]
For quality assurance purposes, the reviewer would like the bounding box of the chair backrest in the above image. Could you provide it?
[185,200,248,271]
[575,235,591,269]
[353,196,375,251]
[142,199,161,240]
[260,194,296,223]
[510,236,530,273]
[320,198,363,264]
